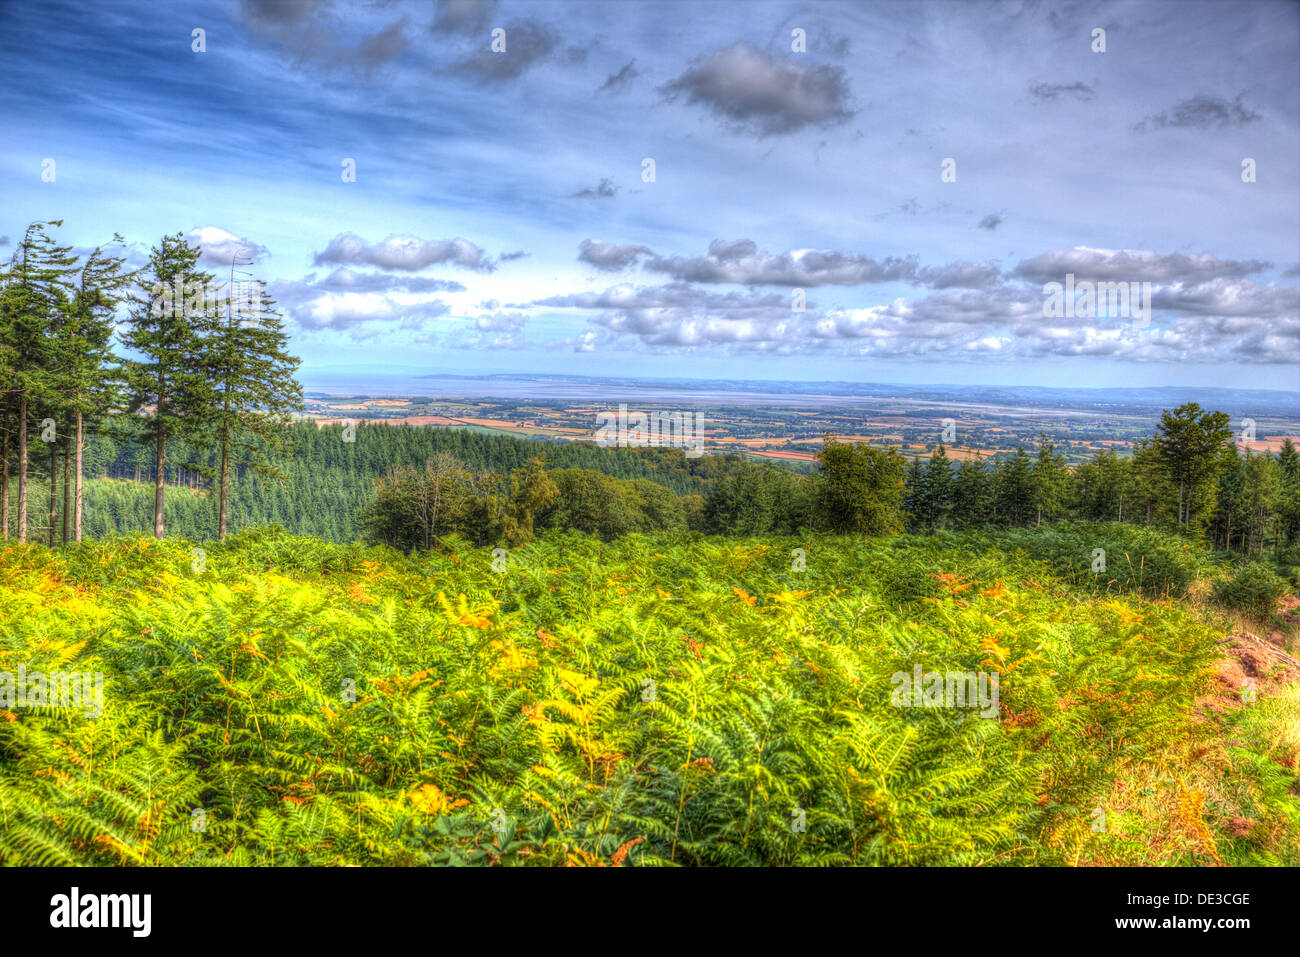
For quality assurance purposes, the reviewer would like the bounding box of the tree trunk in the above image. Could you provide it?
[1,410,9,541]
[154,429,166,540]
[17,394,28,544]
[48,440,57,547]
[218,414,230,541]
[61,441,70,543]
[74,412,83,542]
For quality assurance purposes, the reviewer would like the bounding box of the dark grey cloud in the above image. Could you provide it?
[643,239,917,286]
[1029,81,1094,102]
[660,42,853,136]
[1133,93,1261,133]
[314,232,495,272]
[352,19,410,71]
[238,0,321,28]
[500,250,529,262]
[578,239,654,271]
[598,59,639,93]
[977,213,1003,231]
[572,178,617,199]
[432,0,498,35]
[236,0,408,73]
[452,19,557,84]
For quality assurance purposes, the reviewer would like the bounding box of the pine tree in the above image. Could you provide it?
[1210,448,1247,551]
[121,234,217,539]
[953,456,991,529]
[925,445,954,531]
[995,448,1034,527]
[0,221,78,543]
[1153,403,1232,529]
[1276,438,1300,547]
[1129,438,1166,526]
[1241,451,1280,555]
[65,239,132,541]
[202,272,302,540]
[1031,434,1069,525]
[902,458,927,532]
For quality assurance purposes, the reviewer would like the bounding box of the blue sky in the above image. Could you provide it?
[1,0,1297,392]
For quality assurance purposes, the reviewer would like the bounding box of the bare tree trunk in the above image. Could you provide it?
[218,415,230,541]
[154,429,166,540]
[48,440,57,547]
[74,412,83,542]
[17,394,28,544]
[61,441,70,543]
[1,410,9,541]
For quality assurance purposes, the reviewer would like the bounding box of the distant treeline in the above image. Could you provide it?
[55,418,737,543]
[9,402,1297,565]
[355,402,1300,562]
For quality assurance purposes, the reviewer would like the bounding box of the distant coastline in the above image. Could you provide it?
[301,372,1300,418]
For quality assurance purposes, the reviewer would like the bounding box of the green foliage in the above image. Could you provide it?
[1,528,1293,867]
[969,521,1206,599]
[1211,561,1289,619]
[815,439,904,535]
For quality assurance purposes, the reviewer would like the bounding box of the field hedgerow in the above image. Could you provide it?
[0,527,1295,866]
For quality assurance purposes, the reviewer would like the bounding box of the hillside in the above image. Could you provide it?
[1,524,1295,866]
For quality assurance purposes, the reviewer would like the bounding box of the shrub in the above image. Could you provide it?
[1212,562,1289,619]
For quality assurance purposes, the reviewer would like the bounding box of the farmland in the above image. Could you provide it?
[300,381,1300,466]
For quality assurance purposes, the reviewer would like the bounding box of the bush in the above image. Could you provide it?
[969,521,1203,599]
[1212,561,1289,619]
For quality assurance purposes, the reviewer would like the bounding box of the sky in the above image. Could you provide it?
[1,0,1297,393]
